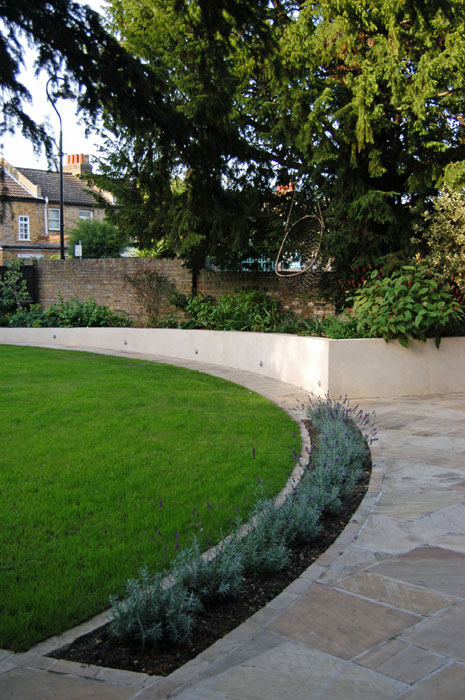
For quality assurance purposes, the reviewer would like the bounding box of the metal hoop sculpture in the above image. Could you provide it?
[274,194,326,289]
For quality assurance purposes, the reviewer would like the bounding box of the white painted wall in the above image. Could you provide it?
[1,327,464,399]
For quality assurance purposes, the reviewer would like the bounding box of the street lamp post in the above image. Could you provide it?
[46,77,73,260]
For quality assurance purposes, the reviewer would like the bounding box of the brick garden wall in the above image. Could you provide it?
[35,258,334,326]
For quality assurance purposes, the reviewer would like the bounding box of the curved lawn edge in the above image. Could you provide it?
[4,344,381,661]
[0,346,304,652]
[1,326,465,397]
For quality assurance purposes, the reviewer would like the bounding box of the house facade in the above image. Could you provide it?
[0,154,113,264]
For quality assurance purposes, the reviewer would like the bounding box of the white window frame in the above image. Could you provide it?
[18,215,30,241]
[48,208,60,231]
[79,210,93,221]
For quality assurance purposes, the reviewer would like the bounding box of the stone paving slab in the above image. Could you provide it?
[399,663,465,699]
[0,667,138,700]
[374,490,464,520]
[399,601,465,662]
[170,642,407,700]
[269,585,420,660]
[333,572,458,616]
[372,546,465,598]
[354,514,448,555]
[354,639,447,685]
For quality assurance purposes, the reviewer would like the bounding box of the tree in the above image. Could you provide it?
[91,1,465,286]
[261,0,465,276]
[87,0,292,285]
[66,218,128,258]
[0,0,188,157]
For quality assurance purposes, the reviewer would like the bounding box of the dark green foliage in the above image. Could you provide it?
[171,289,282,332]
[267,0,465,278]
[8,294,131,328]
[0,260,29,321]
[44,295,131,327]
[67,219,128,259]
[90,1,465,282]
[7,304,44,328]
[167,289,358,337]
[347,262,465,347]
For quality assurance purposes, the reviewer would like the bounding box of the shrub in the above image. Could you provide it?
[298,314,358,339]
[67,219,128,259]
[168,289,359,337]
[174,537,243,602]
[347,262,464,347]
[0,260,30,321]
[109,568,200,648]
[171,289,282,332]
[8,304,46,328]
[416,187,465,295]
[43,295,131,327]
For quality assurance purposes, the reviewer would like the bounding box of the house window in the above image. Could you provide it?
[49,209,60,231]
[79,210,93,221]
[18,216,30,241]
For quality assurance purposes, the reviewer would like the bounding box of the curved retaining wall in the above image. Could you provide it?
[1,327,465,398]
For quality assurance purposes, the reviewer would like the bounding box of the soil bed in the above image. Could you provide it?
[49,462,370,677]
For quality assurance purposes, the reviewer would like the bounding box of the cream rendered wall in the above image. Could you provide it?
[1,328,464,399]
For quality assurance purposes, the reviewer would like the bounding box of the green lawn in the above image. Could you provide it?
[0,346,299,651]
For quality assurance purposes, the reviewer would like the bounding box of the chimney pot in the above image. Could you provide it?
[63,154,92,175]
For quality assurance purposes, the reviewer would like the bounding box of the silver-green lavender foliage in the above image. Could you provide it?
[235,499,291,574]
[109,568,200,648]
[304,394,376,511]
[173,536,244,602]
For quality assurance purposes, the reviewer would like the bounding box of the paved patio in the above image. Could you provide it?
[1,351,464,699]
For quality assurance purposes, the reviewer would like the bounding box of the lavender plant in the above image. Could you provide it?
[173,536,244,602]
[109,568,200,648]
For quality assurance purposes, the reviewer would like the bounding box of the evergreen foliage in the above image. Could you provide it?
[66,219,128,259]
[89,0,465,281]
[0,0,187,157]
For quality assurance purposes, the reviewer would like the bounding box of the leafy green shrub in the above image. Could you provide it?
[416,187,465,295]
[8,304,46,328]
[168,289,358,337]
[0,260,30,322]
[67,219,128,259]
[43,295,131,327]
[297,314,359,339]
[347,262,464,347]
[109,568,200,648]
[172,290,282,332]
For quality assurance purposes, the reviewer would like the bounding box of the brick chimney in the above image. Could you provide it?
[63,153,92,176]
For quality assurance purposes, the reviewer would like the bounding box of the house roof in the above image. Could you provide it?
[17,167,100,206]
[0,168,38,200]
[0,157,113,207]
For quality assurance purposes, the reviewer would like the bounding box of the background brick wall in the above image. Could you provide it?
[35,258,334,325]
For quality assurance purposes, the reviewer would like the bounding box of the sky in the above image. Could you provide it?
[1,0,106,171]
